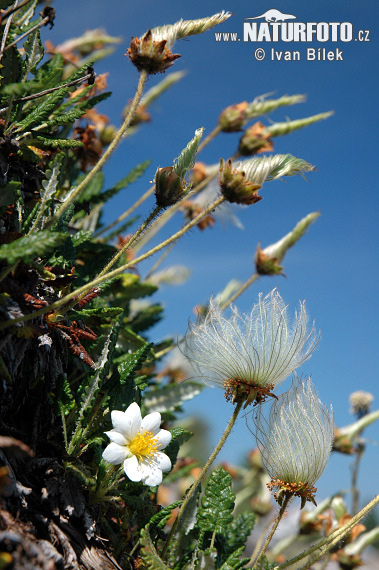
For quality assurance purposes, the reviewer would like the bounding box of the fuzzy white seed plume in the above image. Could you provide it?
[252,376,334,507]
[183,289,318,404]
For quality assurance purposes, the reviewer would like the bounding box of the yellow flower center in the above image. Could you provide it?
[129,429,159,460]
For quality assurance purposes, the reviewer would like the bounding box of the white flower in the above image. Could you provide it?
[252,376,334,507]
[183,289,317,405]
[102,402,172,486]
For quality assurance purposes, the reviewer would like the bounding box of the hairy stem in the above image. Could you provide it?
[0,196,226,330]
[46,69,148,228]
[252,496,291,568]
[161,399,243,561]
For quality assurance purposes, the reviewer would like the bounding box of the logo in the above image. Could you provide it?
[245,9,296,23]
[243,8,353,42]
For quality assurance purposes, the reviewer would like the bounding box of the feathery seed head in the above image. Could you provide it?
[183,289,318,406]
[252,376,334,508]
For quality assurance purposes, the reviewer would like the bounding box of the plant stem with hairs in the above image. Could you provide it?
[161,400,244,561]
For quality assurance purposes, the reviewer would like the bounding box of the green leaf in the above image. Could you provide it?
[46,91,111,128]
[147,500,182,530]
[197,466,235,536]
[225,512,256,556]
[34,136,84,149]
[14,61,93,131]
[118,342,153,385]
[14,85,70,131]
[0,230,68,264]
[0,80,43,98]
[0,46,23,90]
[34,53,64,88]
[23,29,44,76]
[93,160,151,207]
[16,0,37,28]
[144,381,204,413]
[77,323,120,417]
[71,230,93,248]
[75,171,104,204]
[140,528,170,570]
[219,546,250,570]
[71,307,123,320]
[164,427,193,467]
[128,303,163,333]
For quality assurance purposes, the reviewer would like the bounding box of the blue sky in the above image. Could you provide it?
[50,1,378,505]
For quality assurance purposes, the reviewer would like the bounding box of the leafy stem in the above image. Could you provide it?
[46,69,148,228]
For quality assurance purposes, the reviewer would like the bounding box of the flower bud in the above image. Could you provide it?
[127,29,181,74]
[218,102,248,132]
[154,166,185,208]
[219,158,262,205]
[255,212,320,276]
[238,122,273,156]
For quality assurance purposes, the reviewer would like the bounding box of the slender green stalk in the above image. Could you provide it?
[46,69,148,229]
[161,399,244,561]
[2,14,51,54]
[0,196,226,330]
[352,444,364,515]
[93,185,156,239]
[252,496,291,569]
[276,493,379,570]
[221,273,260,310]
[133,170,218,253]
[197,124,221,153]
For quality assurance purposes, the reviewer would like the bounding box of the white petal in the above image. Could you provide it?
[141,412,161,435]
[102,443,128,465]
[155,452,171,473]
[111,403,141,439]
[123,455,142,482]
[104,430,127,446]
[155,429,172,449]
[140,462,163,486]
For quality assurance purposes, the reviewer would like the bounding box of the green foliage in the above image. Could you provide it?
[23,29,44,76]
[140,528,170,569]
[197,466,235,537]
[0,230,68,264]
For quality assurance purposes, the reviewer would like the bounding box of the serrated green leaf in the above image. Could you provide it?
[75,171,104,204]
[164,427,193,467]
[219,546,250,570]
[34,136,84,149]
[71,230,92,247]
[70,307,123,321]
[46,91,111,129]
[147,500,183,530]
[0,80,43,98]
[15,61,93,131]
[77,323,120,417]
[118,342,153,384]
[0,46,23,90]
[225,512,256,556]
[144,382,204,413]
[129,303,163,333]
[197,467,235,536]
[140,528,170,570]
[0,230,67,264]
[14,85,70,131]
[92,160,151,208]
[23,29,44,76]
